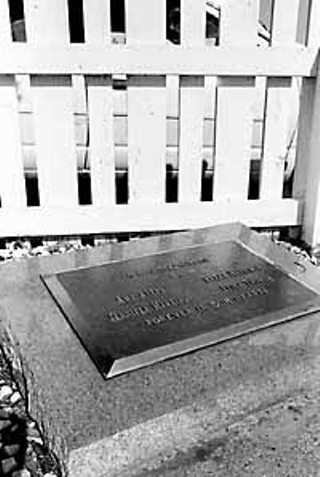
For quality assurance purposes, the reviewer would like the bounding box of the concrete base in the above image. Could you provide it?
[0,223,320,476]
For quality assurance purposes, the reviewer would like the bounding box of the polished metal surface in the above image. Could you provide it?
[42,240,320,379]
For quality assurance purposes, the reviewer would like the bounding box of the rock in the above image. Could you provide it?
[0,385,12,400]
[10,391,21,405]
[3,443,21,456]
[0,419,12,431]
[12,469,31,477]
[1,456,18,474]
[0,408,11,419]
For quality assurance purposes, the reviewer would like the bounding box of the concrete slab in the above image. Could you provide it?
[0,223,320,476]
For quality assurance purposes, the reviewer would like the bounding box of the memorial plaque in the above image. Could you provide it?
[41,240,320,379]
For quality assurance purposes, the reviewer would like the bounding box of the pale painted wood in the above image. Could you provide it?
[260,78,292,200]
[180,0,206,47]
[31,76,78,206]
[220,0,258,46]
[0,200,299,236]
[271,0,300,46]
[293,78,314,202]
[83,0,111,45]
[127,76,166,204]
[0,1,11,44]
[178,76,205,203]
[0,45,315,77]
[24,0,69,44]
[204,76,217,120]
[72,75,87,114]
[214,77,255,201]
[307,0,320,46]
[299,71,320,246]
[126,0,166,45]
[87,76,115,205]
[271,0,300,45]
[0,77,26,208]
[213,0,257,202]
[166,75,179,118]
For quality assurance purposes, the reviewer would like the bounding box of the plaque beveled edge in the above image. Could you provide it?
[40,274,115,380]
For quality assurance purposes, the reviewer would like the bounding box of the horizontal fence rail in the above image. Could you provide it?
[0,0,319,245]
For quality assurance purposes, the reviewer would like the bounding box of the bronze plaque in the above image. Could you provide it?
[42,240,320,379]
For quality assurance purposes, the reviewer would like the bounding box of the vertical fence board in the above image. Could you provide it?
[294,0,320,245]
[31,76,78,206]
[307,0,320,46]
[127,76,166,204]
[87,76,115,205]
[260,78,292,200]
[0,77,26,208]
[126,0,166,204]
[0,1,11,43]
[214,77,255,201]
[220,0,258,46]
[24,0,69,44]
[180,0,206,46]
[272,0,300,45]
[213,0,257,201]
[126,0,166,45]
[178,0,206,203]
[178,76,205,202]
[83,0,111,45]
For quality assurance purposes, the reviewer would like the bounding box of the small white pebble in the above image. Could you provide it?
[12,469,32,477]
[0,385,12,400]
[10,391,21,405]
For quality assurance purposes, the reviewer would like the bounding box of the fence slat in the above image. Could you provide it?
[126,0,166,45]
[127,76,166,204]
[83,0,111,45]
[214,77,255,201]
[220,0,258,46]
[0,77,26,208]
[87,76,115,205]
[126,0,166,204]
[31,76,78,206]
[260,78,292,200]
[181,0,206,47]
[0,1,11,43]
[178,76,205,203]
[272,0,300,45]
[213,0,257,201]
[24,0,69,44]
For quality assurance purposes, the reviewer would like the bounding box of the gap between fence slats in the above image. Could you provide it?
[31,76,78,206]
[87,76,116,205]
[0,76,26,208]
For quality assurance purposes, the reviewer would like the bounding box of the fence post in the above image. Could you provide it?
[293,0,320,247]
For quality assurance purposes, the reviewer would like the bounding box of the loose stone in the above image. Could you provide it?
[1,456,18,474]
[10,391,21,405]
[12,469,31,477]
[0,419,11,432]
[0,385,12,401]
[3,443,21,456]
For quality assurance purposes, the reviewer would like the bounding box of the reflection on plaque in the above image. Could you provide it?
[42,240,320,379]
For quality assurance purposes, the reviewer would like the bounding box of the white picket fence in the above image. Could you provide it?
[0,0,320,245]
